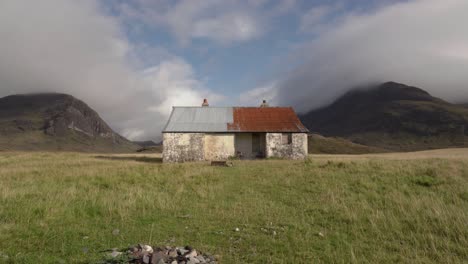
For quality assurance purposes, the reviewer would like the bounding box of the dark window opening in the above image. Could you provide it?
[282,133,292,145]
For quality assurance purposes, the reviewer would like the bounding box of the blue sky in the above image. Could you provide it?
[1,0,467,140]
[103,0,400,98]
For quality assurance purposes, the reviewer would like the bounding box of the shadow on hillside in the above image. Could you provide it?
[94,155,162,163]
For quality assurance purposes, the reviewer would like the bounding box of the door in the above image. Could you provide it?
[235,133,252,159]
[252,133,265,158]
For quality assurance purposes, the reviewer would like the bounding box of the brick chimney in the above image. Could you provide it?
[202,98,209,107]
[260,99,269,108]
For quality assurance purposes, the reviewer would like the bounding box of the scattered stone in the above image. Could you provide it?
[168,249,178,258]
[318,232,325,237]
[187,257,200,264]
[151,251,167,264]
[186,249,197,258]
[234,227,240,232]
[177,247,188,255]
[154,259,166,264]
[142,244,154,254]
[104,244,217,264]
[143,253,150,263]
[195,255,206,263]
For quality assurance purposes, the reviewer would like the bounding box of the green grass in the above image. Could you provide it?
[0,152,467,263]
[0,131,137,153]
[308,134,386,154]
[349,132,467,152]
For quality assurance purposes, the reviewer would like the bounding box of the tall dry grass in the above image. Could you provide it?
[0,151,467,263]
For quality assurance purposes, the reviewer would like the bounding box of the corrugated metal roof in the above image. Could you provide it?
[163,107,233,132]
[162,106,309,133]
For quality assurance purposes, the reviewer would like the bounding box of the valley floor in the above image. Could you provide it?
[0,150,467,263]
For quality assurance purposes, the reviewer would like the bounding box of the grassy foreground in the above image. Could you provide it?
[0,151,467,263]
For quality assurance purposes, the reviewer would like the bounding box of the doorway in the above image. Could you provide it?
[234,133,266,159]
[252,133,266,158]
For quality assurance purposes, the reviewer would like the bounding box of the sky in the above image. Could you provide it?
[1,0,468,141]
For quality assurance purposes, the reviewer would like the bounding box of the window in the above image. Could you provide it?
[281,133,292,145]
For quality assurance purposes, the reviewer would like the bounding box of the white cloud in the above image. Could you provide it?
[191,13,258,44]
[299,5,334,32]
[168,0,259,45]
[0,0,222,141]
[276,0,468,112]
[115,0,296,45]
[239,82,279,106]
[121,128,145,141]
[143,59,225,117]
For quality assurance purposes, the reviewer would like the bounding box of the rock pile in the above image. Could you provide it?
[107,244,217,264]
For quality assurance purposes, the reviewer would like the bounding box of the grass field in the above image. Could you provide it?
[0,150,467,263]
[308,134,386,154]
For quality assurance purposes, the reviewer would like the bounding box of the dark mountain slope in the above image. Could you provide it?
[133,140,160,147]
[0,93,138,152]
[133,140,162,153]
[301,82,468,151]
[308,134,386,154]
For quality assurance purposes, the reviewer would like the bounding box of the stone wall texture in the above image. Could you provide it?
[204,133,235,161]
[163,132,308,162]
[163,133,205,163]
[265,133,308,159]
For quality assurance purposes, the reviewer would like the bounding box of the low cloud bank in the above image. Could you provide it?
[0,0,220,141]
[275,0,468,113]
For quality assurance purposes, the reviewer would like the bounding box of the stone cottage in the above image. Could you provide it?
[162,99,309,163]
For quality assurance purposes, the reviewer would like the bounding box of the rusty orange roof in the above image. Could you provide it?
[227,107,308,132]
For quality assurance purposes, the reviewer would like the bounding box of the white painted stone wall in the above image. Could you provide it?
[204,133,235,160]
[163,133,205,163]
[265,133,308,159]
[163,132,308,162]
[163,133,236,162]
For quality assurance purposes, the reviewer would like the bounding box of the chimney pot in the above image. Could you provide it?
[260,99,269,108]
[202,98,209,107]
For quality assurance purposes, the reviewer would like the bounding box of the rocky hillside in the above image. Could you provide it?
[300,82,468,151]
[0,93,138,152]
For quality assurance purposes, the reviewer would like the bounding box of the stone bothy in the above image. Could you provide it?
[162,100,309,163]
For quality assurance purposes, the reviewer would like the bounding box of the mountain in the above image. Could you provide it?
[300,82,468,151]
[133,140,160,147]
[0,93,138,152]
[133,140,162,153]
[308,134,386,154]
